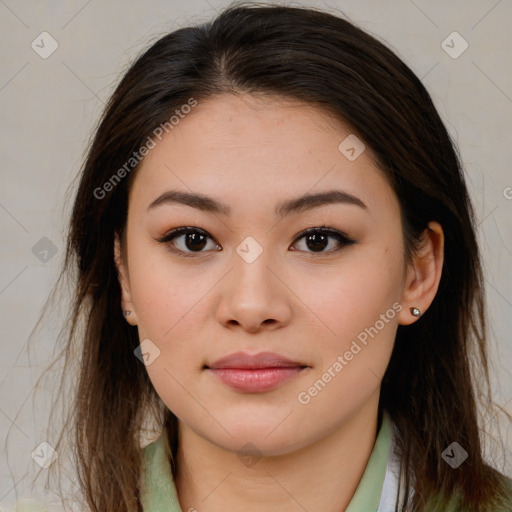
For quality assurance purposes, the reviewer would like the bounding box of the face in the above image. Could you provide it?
[115,93,415,456]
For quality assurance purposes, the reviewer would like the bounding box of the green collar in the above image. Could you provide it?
[141,413,393,512]
[346,412,392,511]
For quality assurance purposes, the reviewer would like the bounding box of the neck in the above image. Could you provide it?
[175,391,381,512]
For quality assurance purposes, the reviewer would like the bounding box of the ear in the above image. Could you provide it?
[398,221,444,325]
[114,233,138,325]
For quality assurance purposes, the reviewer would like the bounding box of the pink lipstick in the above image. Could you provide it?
[205,351,309,392]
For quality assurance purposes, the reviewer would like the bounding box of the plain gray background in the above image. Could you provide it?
[1,0,511,509]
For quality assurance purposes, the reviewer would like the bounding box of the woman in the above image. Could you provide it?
[34,2,512,511]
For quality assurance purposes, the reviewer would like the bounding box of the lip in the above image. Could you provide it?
[207,351,307,369]
[205,351,310,393]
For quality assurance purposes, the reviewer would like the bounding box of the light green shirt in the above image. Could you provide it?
[140,414,393,512]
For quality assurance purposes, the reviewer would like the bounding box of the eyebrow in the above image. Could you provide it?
[147,189,367,218]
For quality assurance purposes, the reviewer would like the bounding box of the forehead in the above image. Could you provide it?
[129,94,397,218]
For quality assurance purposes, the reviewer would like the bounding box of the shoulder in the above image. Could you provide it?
[496,473,512,510]
[424,473,512,512]
[469,473,512,512]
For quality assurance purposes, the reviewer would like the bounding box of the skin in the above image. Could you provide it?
[114,93,444,512]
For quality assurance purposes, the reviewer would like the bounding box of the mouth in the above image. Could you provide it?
[205,366,309,393]
[204,351,310,393]
[206,350,308,369]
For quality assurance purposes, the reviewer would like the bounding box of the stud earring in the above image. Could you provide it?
[410,307,421,318]
[124,310,131,317]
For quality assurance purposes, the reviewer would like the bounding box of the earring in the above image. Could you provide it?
[124,310,131,317]
[410,307,421,318]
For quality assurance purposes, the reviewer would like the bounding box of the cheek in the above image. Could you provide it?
[128,242,207,340]
[127,246,212,408]
[294,275,400,427]
[297,243,404,341]
[294,245,403,400]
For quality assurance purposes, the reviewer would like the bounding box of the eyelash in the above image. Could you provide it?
[156,225,355,258]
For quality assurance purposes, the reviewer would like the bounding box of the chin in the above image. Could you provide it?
[199,419,309,458]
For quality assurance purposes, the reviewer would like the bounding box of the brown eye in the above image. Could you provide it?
[158,227,220,256]
[291,227,355,254]
[157,225,354,258]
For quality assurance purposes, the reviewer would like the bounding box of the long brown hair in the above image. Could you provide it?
[26,2,510,511]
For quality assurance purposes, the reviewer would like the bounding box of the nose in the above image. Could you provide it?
[215,249,293,333]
